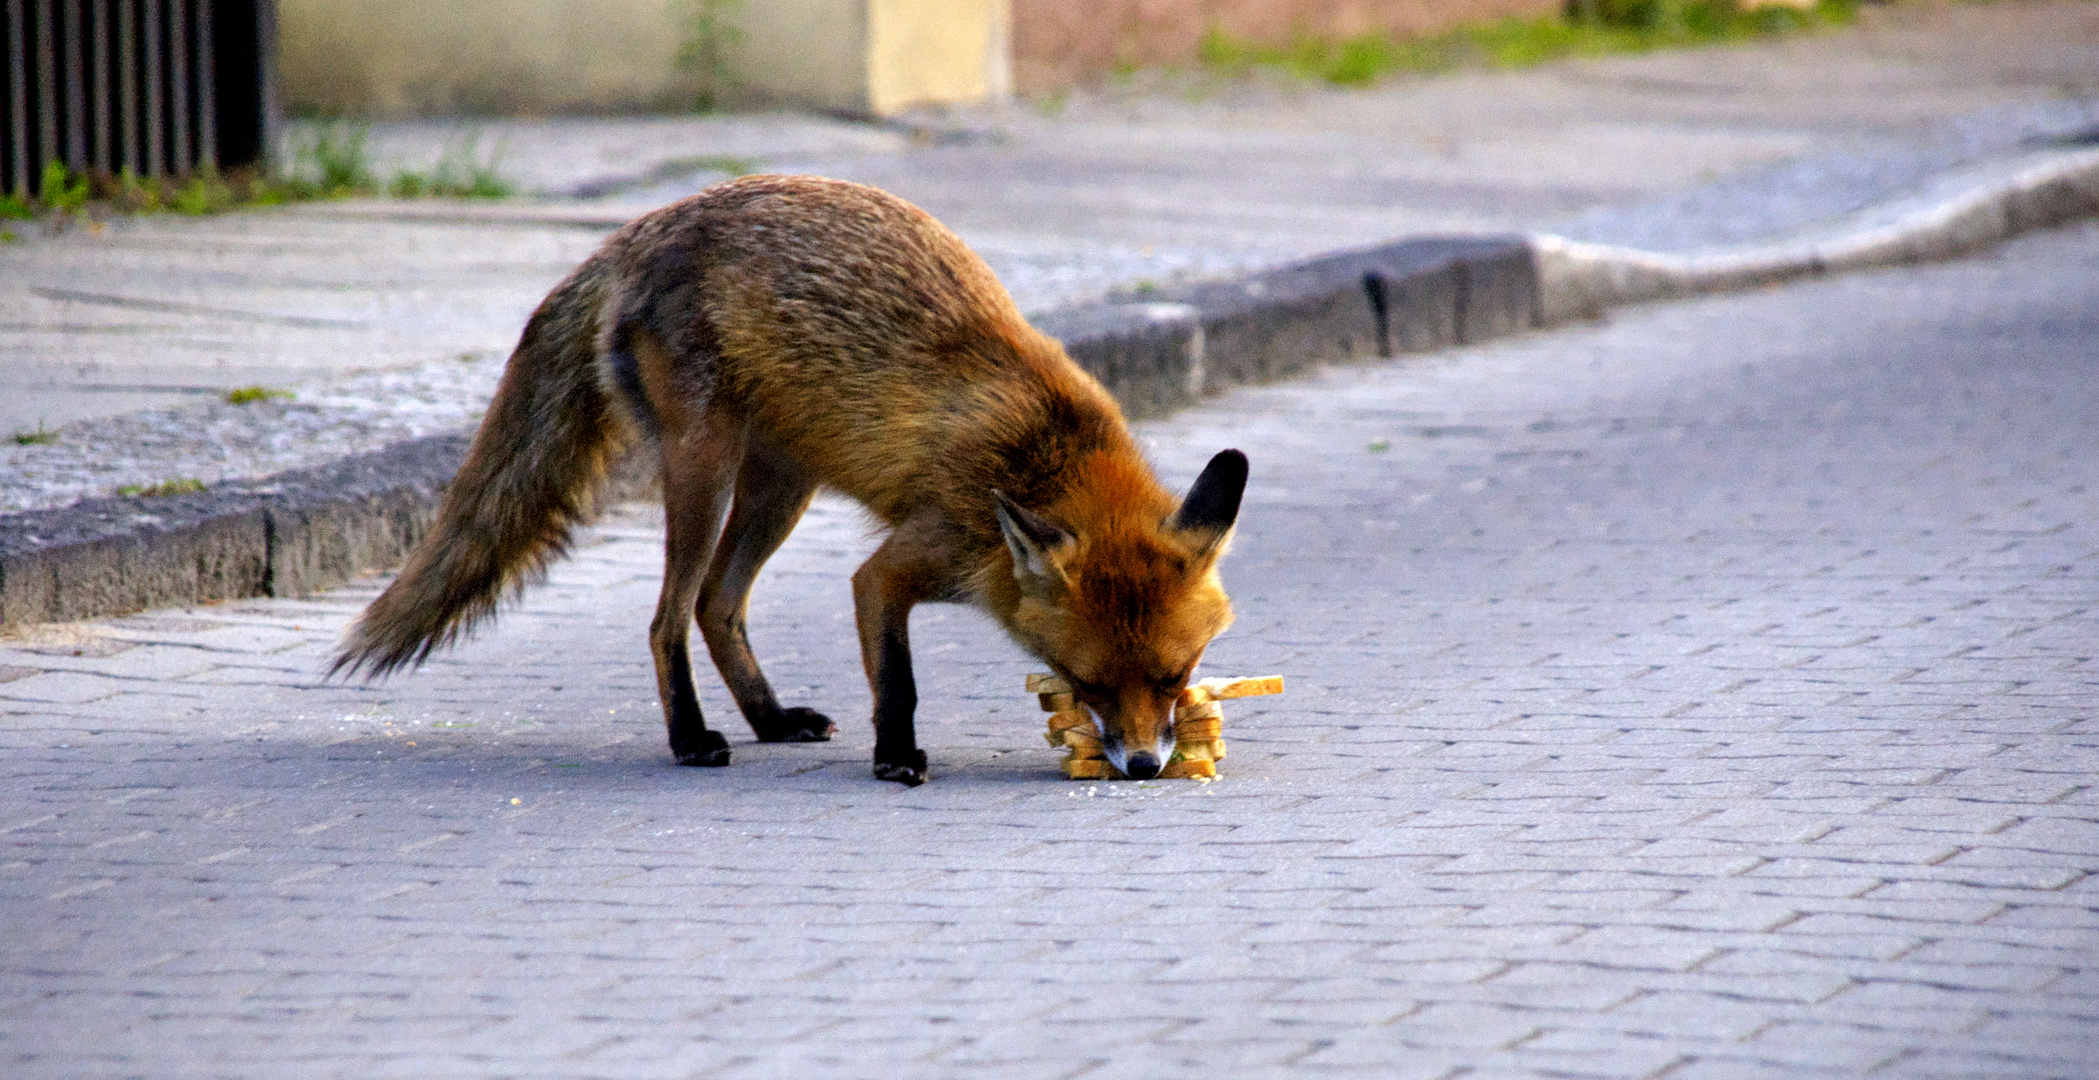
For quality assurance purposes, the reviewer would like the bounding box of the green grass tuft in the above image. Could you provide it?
[11,421,59,445]
[661,154,761,180]
[224,386,295,405]
[40,162,90,213]
[385,132,514,200]
[0,120,517,228]
[289,123,378,197]
[675,0,746,113]
[117,478,208,498]
[1199,0,1858,87]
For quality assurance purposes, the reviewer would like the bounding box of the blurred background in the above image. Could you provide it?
[5,0,1962,190]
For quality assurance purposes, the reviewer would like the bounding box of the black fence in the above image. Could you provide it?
[2,0,276,195]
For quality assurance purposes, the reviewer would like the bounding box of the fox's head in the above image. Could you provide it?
[994,449,1248,780]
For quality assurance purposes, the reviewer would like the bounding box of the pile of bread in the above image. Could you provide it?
[1029,672,1283,780]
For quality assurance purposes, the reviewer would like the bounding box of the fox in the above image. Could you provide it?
[332,174,1247,786]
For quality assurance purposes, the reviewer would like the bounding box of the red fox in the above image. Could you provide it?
[333,175,1247,785]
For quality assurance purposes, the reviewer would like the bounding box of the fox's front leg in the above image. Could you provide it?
[850,523,958,786]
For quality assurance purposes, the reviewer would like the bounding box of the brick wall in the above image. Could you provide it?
[1013,0,1564,92]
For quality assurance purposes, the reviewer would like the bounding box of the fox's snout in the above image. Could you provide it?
[1087,692,1178,780]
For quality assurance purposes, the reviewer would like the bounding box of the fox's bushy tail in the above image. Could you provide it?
[333,268,627,678]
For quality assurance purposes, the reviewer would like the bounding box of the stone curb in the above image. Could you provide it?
[1032,234,1536,420]
[1533,145,2099,323]
[0,436,468,628]
[6,146,2097,629]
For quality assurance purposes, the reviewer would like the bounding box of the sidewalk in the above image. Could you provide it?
[4,0,2095,482]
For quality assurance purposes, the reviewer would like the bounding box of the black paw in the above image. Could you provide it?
[872,749,929,787]
[752,706,838,743]
[672,729,732,767]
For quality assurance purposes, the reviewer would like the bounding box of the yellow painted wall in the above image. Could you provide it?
[729,0,872,113]
[279,0,699,117]
[279,0,1011,119]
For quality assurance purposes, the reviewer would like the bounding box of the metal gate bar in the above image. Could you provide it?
[169,0,188,172]
[6,0,25,196]
[32,0,51,169]
[143,0,161,177]
[2,0,272,196]
[91,0,108,170]
[192,0,210,166]
[61,0,79,164]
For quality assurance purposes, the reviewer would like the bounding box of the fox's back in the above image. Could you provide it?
[606,175,1132,528]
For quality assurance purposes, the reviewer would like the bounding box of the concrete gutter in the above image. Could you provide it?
[6,146,2099,630]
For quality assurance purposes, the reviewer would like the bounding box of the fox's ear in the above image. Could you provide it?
[1173,449,1248,554]
[993,490,1073,596]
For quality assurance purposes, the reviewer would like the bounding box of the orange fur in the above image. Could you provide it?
[334,175,1247,785]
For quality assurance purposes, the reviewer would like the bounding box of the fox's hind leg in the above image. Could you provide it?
[698,436,836,743]
[650,408,744,767]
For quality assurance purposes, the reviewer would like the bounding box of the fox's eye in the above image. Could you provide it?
[1062,673,1108,699]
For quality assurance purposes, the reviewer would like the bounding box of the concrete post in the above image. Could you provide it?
[731,0,1012,117]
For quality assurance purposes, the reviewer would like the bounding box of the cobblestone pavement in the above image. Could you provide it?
[4,223,2097,1078]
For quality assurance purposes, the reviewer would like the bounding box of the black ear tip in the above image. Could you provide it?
[1177,448,1249,536]
[1199,449,1249,492]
